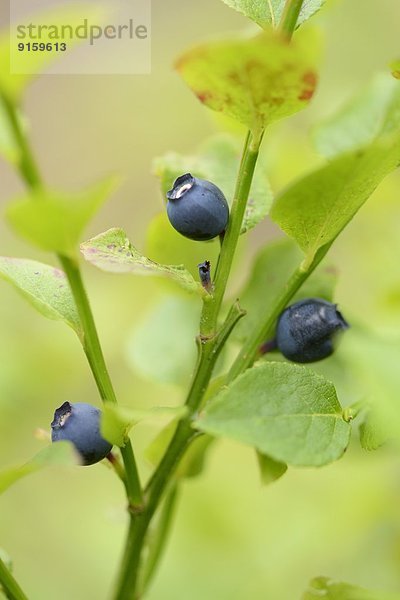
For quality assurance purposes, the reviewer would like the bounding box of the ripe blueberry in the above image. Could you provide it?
[275,298,349,363]
[51,402,112,466]
[166,173,229,241]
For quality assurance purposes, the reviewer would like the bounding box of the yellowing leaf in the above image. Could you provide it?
[176,28,319,135]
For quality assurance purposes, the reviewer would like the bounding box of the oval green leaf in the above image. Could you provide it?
[81,227,204,295]
[101,404,188,447]
[271,135,400,267]
[7,177,118,258]
[176,28,319,135]
[0,257,81,337]
[0,442,79,495]
[195,361,351,467]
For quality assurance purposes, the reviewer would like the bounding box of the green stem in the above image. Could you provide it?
[58,255,143,508]
[228,247,331,382]
[201,131,261,337]
[139,484,179,595]
[113,302,246,599]
[3,88,145,586]
[278,0,305,39]
[0,92,43,190]
[0,557,28,600]
[113,130,259,598]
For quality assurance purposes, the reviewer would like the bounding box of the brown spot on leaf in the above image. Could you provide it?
[298,71,317,101]
[298,88,314,101]
[302,71,317,87]
[196,91,213,104]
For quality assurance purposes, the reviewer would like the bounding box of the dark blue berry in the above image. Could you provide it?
[51,402,112,466]
[166,173,229,241]
[275,298,349,363]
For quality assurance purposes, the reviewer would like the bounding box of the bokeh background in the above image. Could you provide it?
[1,0,400,598]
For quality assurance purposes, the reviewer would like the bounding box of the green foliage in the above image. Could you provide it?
[126,295,200,386]
[195,362,351,467]
[146,213,221,282]
[0,257,81,337]
[219,0,326,29]
[302,576,400,600]
[7,178,117,257]
[0,442,78,495]
[146,422,214,479]
[359,410,387,451]
[341,327,400,443]
[81,228,205,295]
[101,404,187,447]
[154,134,273,234]
[233,237,337,342]
[271,136,400,268]
[176,28,318,136]
[314,74,400,158]
[256,451,287,485]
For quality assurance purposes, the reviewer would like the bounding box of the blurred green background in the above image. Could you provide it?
[1,0,400,598]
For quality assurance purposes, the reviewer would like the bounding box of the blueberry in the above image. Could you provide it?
[51,402,112,466]
[275,298,349,363]
[166,173,229,241]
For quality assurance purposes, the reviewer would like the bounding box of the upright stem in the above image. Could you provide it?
[58,255,143,508]
[113,290,246,599]
[0,557,28,600]
[139,484,179,595]
[278,0,305,39]
[114,127,262,599]
[0,92,43,190]
[201,132,261,336]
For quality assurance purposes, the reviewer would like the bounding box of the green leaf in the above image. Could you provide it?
[101,404,188,447]
[0,257,81,337]
[195,362,351,467]
[0,442,79,495]
[176,28,318,135]
[314,74,400,158]
[340,327,400,443]
[302,576,400,600]
[7,178,117,257]
[146,212,222,283]
[256,451,287,485]
[146,422,214,479]
[126,296,200,386]
[81,227,205,295]
[0,4,105,101]
[359,410,388,451]
[233,237,337,342]
[220,0,326,29]
[271,135,400,268]
[154,134,273,234]
[178,434,214,479]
